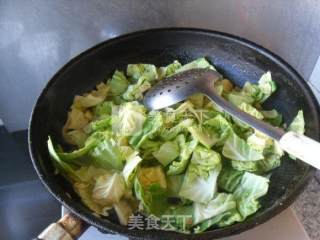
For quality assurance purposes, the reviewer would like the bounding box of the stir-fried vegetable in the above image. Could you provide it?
[48,58,305,233]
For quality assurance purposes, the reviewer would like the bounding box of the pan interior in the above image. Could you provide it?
[29,29,318,239]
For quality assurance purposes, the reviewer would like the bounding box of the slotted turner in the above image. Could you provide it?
[144,68,320,169]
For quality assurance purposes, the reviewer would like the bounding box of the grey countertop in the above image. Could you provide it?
[293,175,320,240]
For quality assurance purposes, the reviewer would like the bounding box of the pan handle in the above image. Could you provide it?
[279,131,320,169]
[36,212,89,240]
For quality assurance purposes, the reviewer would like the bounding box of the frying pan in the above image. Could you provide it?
[29,28,320,239]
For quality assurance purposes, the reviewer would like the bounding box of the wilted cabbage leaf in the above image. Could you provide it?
[222,132,264,161]
[179,147,221,203]
[92,172,126,205]
[48,58,302,233]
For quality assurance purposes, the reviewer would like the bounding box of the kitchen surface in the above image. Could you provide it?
[1,1,320,239]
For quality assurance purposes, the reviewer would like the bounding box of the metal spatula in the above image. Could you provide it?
[143,69,320,169]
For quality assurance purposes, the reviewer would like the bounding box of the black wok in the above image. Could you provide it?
[29,28,320,239]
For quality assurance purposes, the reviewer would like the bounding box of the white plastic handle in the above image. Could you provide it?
[279,131,320,169]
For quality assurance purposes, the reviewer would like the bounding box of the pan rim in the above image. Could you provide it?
[28,27,319,239]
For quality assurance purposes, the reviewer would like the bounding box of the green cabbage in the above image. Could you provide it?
[179,147,221,203]
[127,63,158,82]
[158,60,182,78]
[123,64,158,101]
[222,132,264,161]
[92,172,126,205]
[176,58,215,73]
[90,136,124,170]
[233,172,269,219]
[258,71,276,102]
[218,166,244,192]
[48,58,303,232]
[193,193,237,225]
[261,109,283,126]
[288,110,305,134]
[153,141,180,167]
[112,101,146,137]
[178,165,221,203]
[167,135,198,175]
[122,151,143,186]
[129,111,163,148]
[288,110,305,159]
[109,70,129,96]
[188,125,218,149]
[134,177,169,216]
